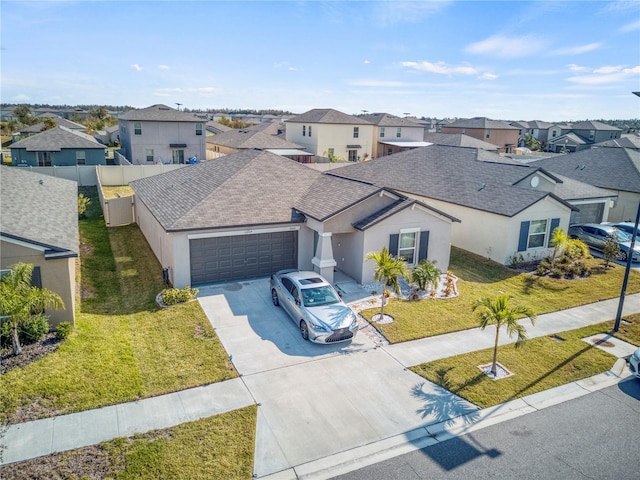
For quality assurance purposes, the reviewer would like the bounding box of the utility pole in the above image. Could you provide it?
[614,201,640,331]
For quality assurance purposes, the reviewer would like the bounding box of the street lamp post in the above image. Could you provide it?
[614,201,640,332]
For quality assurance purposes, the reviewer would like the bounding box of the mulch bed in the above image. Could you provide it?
[0,333,62,375]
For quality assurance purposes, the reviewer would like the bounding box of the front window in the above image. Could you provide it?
[146,149,154,162]
[552,130,557,138]
[348,150,358,162]
[308,125,312,137]
[301,286,340,307]
[37,152,51,166]
[528,220,547,248]
[76,151,86,165]
[353,127,359,138]
[134,122,142,135]
[589,130,595,140]
[196,123,203,136]
[485,129,490,139]
[396,127,401,138]
[302,125,306,136]
[399,231,418,264]
[380,127,385,138]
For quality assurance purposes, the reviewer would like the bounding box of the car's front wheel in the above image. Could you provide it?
[617,250,628,262]
[300,320,309,340]
[271,289,279,306]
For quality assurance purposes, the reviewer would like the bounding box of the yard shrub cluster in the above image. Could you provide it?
[55,321,73,340]
[1,314,49,347]
[160,286,199,305]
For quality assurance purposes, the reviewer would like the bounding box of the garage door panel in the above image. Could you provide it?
[190,231,298,285]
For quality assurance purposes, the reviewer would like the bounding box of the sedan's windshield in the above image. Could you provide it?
[301,286,340,307]
[611,230,632,242]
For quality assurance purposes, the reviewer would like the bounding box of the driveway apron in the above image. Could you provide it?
[198,279,476,478]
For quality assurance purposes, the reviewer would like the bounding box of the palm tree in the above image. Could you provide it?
[550,227,569,269]
[0,263,64,355]
[411,259,440,293]
[365,247,408,320]
[472,294,536,377]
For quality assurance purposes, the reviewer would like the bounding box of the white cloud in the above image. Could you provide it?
[465,35,544,58]
[567,64,588,72]
[130,64,142,72]
[288,67,298,71]
[12,93,31,102]
[620,19,640,32]
[479,73,498,80]
[401,61,477,76]
[372,0,453,27]
[567,65,640,85]
[348,79,409,87]
[363,60,370,64]
[158,65,170,70]
[153,86,222,97]
[552,42,602,56]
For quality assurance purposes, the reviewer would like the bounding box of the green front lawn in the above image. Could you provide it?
[410,316,640,409]
[360,247,640,343]
[0,188,237,423]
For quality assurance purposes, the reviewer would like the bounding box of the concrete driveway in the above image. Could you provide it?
[198,279,476,478]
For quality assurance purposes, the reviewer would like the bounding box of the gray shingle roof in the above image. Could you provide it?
[530,148,640,194]
[551,174,617,201]
[328,145,572,217]
[444,117,519,130]
[10,126,105,151]
[570,120,621,131]
[359,113,424,128]
[130,150,322,231]
[242,122,285,136]
[423,132,500,151]
[286,108,372,125]
[594,137,640,149]
[119,104,202,122]
[20,116,85,134]
[206,130,301,150]
[205,121,233,133]
[0,166,78,257]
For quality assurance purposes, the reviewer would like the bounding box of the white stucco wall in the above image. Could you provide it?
[286,123,374,160]
[609,191,640,222]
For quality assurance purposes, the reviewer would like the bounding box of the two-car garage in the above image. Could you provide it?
[189,230,298,285]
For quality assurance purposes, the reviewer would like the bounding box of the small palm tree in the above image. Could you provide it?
[550,227,569,269]
[411,259,440,293]
[472,294,536,377]
[0,263,64,355]
[365,247,408,320]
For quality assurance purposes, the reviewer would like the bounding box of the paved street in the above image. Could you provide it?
[332,380,640,480]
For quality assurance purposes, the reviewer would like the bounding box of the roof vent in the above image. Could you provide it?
[580,164,586,170]
[478,183,486,191]
[39,179,44,185]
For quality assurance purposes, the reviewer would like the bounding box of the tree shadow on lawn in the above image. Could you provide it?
[521,274,570,296]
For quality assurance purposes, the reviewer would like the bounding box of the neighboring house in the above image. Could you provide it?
[206,129,311,162]
[510,120,553,147]
[10,126,107,166]
[360,113,429,157]
[0,165,78,327]
[330,145,579,265]
[423,132,500,152]
[118,104,206,165]
[13,115,86,139]
[530,148,640,223]
[94,125,120,146]
[285,108,375,162]
[546,132,588,153]
[545,121,622,152]
[205,120,233,135]
[593,133,640,150]
[242,121,286,136]
[440,117,520,154]
[129,150,458,288]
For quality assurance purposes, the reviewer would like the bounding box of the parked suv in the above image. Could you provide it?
[629,347,640,380]
[568,223,640,262]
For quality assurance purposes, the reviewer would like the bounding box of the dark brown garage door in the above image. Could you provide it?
[190,231,298,285]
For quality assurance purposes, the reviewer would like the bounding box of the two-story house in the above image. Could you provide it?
[440,117,520,154]
[118,104,206,165]
[544,121,622,153]
[360,113,429,157]
[285,108,374,161]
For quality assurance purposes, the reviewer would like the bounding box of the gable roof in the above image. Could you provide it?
[20,115,86,134]
[242,122,285,136]
[10,126,105,151]
[286,108,372,125]
[593,136,640,149]
[130,150,325,231]
[205,121,233,133]
[443,117,519,130]
[359,113,424,128]
[328,145,574,217]
[423,132,500,151]
[569,120,621,131]
[530,148,640,194]
[0,166,78,258]
[119,104,202,122]
[206,129,301,150]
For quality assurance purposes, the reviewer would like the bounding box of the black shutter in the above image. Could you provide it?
[31,266,42,288]
[418,231,429,261]
[518,221,530,251]
[389,234,399,255]
[547,218,560,247]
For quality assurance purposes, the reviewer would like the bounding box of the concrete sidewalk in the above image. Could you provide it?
[1,292,639,474]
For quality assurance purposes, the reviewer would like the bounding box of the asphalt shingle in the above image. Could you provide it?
[119,104,203,122]
[286,109,372,125]
[10,126,105,151]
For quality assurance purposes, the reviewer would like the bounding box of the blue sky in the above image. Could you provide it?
[1,0,639,121]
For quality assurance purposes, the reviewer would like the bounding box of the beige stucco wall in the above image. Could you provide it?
[609,191,640,222]
[405,194,571,265]
[206,143,239,156]
[1,240,76,327]
[134,197,176,284]
[441,127,519,153]
[286,123,375,160]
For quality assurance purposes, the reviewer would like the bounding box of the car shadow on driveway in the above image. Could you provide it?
[197,278,377,376]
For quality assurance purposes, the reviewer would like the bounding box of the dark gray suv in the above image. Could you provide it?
[568,223,640,262]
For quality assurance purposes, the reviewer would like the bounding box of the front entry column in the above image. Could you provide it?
[312,232,336,284]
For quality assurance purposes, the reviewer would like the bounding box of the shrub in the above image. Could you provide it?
[550,267,564,278]
[56,321,73,339]
[566,239,590,259]
[78,193,91,218]
[574,260,591,277]
[21,314,50,342]
[508,253,525,267]
[160,286,199,305]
